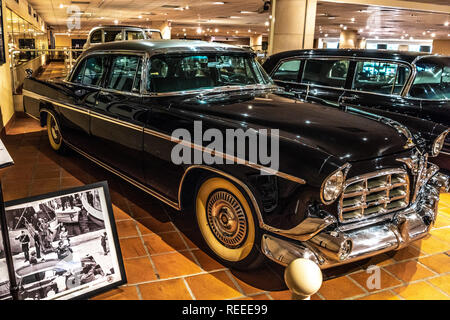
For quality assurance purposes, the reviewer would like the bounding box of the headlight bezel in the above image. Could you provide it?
[431,129,449,157]
[320,164,350,205]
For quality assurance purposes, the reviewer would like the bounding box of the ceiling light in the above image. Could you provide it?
[182,28,186,32]
[445,21,449,26]
[422,31,426,35]
[324,34,328,37]
[264,21,269,26]
[185,5,190,10]
[343,26,347,30]
[215,28,219,32]
[358,28,363,33]
[197,27,202,34]
[431,33,436,37]
[240,11,252,14]
[213,1,225,4]
[230,16,240,19]
[138,15,142,19]
[114,20,119,25]
[340,24,343,27]
[409,37,414,40]
[59,4,64,9]
[235,30,239,33]
[351,17,355,22]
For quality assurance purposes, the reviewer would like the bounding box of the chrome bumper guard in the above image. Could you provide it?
[261,173,448,269]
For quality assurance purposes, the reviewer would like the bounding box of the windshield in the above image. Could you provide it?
[409,60,450,100]
[147,53,273,93]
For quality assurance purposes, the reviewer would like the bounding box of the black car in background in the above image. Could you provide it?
[22,40,448,273]
[263,49,450,173]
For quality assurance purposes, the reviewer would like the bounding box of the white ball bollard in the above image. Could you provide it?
[284,258,323,300]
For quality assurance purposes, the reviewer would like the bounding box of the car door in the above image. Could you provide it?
[89,54,148,181]
[58,55,107,149]
[340,60,420,117]
[269,58,308,100]
[301,58,350,108]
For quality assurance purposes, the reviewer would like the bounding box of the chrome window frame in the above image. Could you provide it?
[351,60,412,96]
[405,55,450,101]
[65,49,148,97]
[270,57,303,85]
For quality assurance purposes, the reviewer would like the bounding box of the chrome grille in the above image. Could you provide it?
[339,169,410,222]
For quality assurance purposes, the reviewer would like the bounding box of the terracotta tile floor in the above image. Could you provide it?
[2,62,448,300]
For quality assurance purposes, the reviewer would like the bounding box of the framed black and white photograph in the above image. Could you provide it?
[0,1,6,65]
[2,181,126,300]
[0,218,11,300]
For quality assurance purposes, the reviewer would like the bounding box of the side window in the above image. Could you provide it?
[71,59,86,84]
[104,30,122,42]
[352,61,404,95]
[302,59,349,88]
[106,55,142,92]
[272,60,301,82]
[126,31,145,40]
[75,56,107,86]
[90,30,102,44]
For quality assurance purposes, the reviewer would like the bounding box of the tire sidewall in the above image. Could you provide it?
[45,111,66,153]
[195,174,263,270]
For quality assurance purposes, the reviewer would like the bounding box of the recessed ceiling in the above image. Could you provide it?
[25,0,450,40]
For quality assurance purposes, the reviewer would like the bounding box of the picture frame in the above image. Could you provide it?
[0,181,126,300]
[0,1,6,65]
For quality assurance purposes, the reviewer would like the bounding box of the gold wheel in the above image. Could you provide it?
[47,113,62,151]
[196,177,256,262]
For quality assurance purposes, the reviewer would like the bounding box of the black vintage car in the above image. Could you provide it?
[262,50,450,173]
[22,40,448,272]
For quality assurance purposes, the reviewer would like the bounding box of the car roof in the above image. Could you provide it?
[83,39,249,56]
[267,49,445,64]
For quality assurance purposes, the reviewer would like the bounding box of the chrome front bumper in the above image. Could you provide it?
[261,172,447,269]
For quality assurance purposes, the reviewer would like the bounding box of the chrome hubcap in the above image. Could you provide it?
[206,190,247,248]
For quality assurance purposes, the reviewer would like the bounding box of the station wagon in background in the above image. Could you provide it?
[22,40,449,274]
[83,25,162,49]
[263,50,450,173]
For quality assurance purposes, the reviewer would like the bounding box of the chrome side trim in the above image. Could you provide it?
[144,128,307,185]
[90,111,143,132]
[64,140,180,210]
[24,89,307,185]
[23,89,90,116]
[179,165,325,240]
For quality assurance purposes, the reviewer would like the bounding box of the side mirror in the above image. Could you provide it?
[25,68,33,79]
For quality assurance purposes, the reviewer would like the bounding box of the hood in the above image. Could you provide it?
[169,90,411,162]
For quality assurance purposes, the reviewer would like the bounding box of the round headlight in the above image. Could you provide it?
[431,130,448,157]
[321,170,345,204]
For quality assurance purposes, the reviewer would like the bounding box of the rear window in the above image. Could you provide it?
[302,59,349,88]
